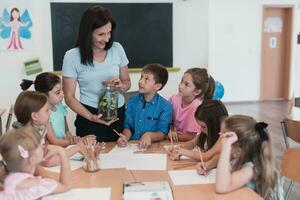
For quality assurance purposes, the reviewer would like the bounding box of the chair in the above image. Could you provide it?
[124,90,139,106]
[281,148,300,199]
[295,97,300,108]
[280,118,300,199]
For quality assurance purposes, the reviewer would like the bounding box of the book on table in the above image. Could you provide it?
[123,181,174,200]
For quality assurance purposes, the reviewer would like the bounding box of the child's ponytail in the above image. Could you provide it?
[254,123,280,199]
[20,79,34,90]
[203,75,215,100]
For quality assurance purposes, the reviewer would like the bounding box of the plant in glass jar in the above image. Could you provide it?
[98,86,118,121]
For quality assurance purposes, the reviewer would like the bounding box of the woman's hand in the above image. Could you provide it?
[90,113,119,126]
[103,77,126,92]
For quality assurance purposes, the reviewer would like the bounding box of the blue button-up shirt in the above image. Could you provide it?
[124,93,173,140]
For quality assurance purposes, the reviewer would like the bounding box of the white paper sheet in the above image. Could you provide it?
[99,153,128,169]
[168,169,216,185]
[43,188,111,200]
[44,160,83,173]
[109,143,139,155]
[69,152,84,161]
[99,153,167,170]
[127,154,167,170]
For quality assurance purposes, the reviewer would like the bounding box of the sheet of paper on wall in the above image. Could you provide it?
[43,188,111,200]
[44,160,83,173]
[168,169,216,185]
[123,181,173,200]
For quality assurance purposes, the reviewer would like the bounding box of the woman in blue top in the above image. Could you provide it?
[62,5,131,142]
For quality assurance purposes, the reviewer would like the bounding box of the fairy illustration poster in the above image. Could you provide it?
[0,3,33,51]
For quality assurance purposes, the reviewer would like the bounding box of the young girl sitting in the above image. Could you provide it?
[216,115,283,199]
[20,72,92,147]
[13,91,84,166]
[0,127,72,199]
[168,99,228,174]
[168,68,215,142]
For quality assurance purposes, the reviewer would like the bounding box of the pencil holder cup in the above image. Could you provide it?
[83,157,99,172]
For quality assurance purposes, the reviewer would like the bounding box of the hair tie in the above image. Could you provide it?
[255,122,269,141]
[18,145,29,159]
[12,121,23,129]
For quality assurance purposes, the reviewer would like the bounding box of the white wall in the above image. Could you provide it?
[1,0,300,123]
[208,0,299,102]
[0,0,209,109]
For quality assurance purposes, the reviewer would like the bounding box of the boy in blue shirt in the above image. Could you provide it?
[117,63,173,149]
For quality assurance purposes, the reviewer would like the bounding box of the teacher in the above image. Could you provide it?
[62,5,131,142]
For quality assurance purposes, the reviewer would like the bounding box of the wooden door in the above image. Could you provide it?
[260,7,292,100]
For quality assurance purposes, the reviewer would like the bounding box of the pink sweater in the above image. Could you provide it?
[169,94,201,134]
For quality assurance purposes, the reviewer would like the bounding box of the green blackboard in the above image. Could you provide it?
[51,3,173,71]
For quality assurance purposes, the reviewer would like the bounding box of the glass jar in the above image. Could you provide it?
[98,86,118,121]
[83,157,99,172]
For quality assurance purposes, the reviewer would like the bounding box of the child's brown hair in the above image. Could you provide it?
[195,99,228,151]
[185,68,215,100]
[14,91,48,126]
[142,63,168,90]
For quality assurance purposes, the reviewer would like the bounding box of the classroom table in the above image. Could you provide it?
[42,141,262,200]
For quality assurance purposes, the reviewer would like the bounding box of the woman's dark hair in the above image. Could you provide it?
[195,99,228,151]
[76,5,116,66]
[20,72,61,94]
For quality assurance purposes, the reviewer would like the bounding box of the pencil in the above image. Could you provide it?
[5,105,13,133]
[197,146,206,176]
[112,129,121,137]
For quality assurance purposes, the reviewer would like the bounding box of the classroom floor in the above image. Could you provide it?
[225,100,300,200]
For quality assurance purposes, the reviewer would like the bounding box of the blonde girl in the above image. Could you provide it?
[13,91,84,166]
[168,68,215,142]
[216,115,283,200]
[0,127,71,199]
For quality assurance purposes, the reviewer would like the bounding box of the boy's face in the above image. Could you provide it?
[138,72,161,94]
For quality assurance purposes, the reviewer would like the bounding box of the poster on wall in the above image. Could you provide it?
[0,1,33,51]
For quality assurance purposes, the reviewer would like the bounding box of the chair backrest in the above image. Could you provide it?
[281,118,300,148]
[281,148,300,183]
[124,91,139,106]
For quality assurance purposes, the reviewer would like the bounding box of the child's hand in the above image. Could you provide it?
[43,144,65,161]
[168,130,178,143]
[196,160,210,176]
[168,146,181,161]
[139,133,151,150]
[117,134,128,147]
[220,131,238,145]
